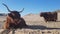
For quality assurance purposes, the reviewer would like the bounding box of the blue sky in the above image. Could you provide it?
[0,0,60,16]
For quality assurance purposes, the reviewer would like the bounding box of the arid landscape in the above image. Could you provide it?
[0,12,60,34]
[0,0,60,34]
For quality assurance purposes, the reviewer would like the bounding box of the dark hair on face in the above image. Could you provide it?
[8,11,21,19]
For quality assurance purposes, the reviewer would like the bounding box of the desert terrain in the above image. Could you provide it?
[0,12,60,34]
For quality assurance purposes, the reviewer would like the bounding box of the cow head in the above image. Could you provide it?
[40,12,50,17]
[40,12,44,17]
[3,3,24,22]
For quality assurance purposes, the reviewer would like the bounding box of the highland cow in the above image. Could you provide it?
[3,3,27,29]
[40,12,57,22]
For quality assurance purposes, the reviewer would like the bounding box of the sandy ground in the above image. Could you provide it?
[0,13,60,34]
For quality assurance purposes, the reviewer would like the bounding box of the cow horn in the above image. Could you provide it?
[3,3,11,12]
[19,8,24,13]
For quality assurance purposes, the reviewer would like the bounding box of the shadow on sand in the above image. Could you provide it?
[25,25,47,30]
[0,29,15,34]
[25,25,60,30]
[0,25,60,34]
[56,21,60,22]
[1,17,60,34]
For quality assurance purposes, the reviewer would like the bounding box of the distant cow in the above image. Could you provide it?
[3,3,27,29]
[40,12,57,22]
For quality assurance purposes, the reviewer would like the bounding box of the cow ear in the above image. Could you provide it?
[2,3,11,12]
[19,8,24,13]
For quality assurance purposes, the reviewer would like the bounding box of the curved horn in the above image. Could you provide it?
[2,3,11,12]
[19,8,24,13]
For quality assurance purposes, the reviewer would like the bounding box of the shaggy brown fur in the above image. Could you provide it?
[4,15,27,29]
[3,3,27,29]
[40,12,57,22]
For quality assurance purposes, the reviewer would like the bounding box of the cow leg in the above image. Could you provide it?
[45,20,47,22]
[44,18,47,22]
[3,23,10,29]
[0,29,11,34]
[54,19,57,22]
[44,17,48,23]
[12,29,15,34]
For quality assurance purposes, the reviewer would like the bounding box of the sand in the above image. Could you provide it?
[0,13,60,34]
